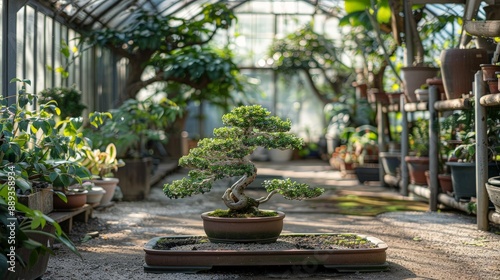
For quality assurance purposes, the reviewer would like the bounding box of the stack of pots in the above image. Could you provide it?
[480,64,500,94]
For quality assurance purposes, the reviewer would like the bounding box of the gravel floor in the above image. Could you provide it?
[42,160,500,280]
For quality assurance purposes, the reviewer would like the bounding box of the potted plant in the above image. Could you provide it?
[405,118,430,185]
[0,79,94,210]
[163,105,324,243]
[80,143,125,206]
[0,79,83,279]
[0,183,81,279]
[446,108,500,201]
[340,125,380,183]
[84,98,180,201]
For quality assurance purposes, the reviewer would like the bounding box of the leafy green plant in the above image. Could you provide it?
[340,125,379,165]
[38,86,87,120]
[0,183,80,276]
[163,105,324,215]
[84,97,180,159]
[85,3,242,102]
[80,143,125,179]
[409,118,430,157]
[0,79,93,193]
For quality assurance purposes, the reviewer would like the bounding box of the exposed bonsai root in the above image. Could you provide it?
[222,171,258,211]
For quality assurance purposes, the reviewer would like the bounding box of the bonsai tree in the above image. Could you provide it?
[163,105,324,216]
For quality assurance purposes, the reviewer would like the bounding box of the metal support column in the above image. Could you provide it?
[377,101,387,186]
[428,85,439,211]
[474,71,489,231]
[401,95,409,196]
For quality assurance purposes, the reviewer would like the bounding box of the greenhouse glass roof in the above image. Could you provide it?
[44,0,348,31]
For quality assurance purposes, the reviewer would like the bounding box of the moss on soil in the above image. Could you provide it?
[154,234,378,251]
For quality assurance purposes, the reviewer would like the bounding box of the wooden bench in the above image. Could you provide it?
[48,204,94,233]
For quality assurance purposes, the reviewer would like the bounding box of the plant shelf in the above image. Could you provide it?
[143,233,389,274]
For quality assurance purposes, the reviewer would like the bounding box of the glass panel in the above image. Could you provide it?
[16,7,25,80]
[276,72,324,141]
[36,12,46,93]
[25,6,35,90]
[45,17,53,88]
[52,21,62,87]
[0,1,3,92]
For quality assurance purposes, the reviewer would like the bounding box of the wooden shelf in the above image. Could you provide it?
[434,98,471,111]
[48,204,93,233]
[404,102,428,112]
[480,93,500,107]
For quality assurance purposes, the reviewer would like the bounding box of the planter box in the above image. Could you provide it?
[17,187,53,214]
[115,157,153,201]
[144,233,388,273]
[2,225,55,280]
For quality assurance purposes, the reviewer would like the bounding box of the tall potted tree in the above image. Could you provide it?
[163,105,324,243]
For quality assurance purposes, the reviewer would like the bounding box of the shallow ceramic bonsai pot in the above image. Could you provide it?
[201,211,285,243]
[143,233,389,273]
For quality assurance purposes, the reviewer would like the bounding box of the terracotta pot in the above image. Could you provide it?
[386,92,403,105]
[367,88,389,105]
[53,191,88,210]
[201,211,285,243]
[405,156,429,185]
[487,79,498,94]
[92,178,119,206]
[352,82,368,99]
[426,77,446,100]
[401,67,439,103]
[440,49,488,100]
[438,174,453,194]
[480,64,500,81]
[486,176,500,213]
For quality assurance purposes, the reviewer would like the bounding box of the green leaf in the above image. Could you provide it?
[344,0,371,13]
[15,178,32,192]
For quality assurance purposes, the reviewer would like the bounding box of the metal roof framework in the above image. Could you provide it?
[38,0,345,31]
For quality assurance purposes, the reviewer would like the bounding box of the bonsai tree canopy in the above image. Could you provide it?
[163,105,324,214]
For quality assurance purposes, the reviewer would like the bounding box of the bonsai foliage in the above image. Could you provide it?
[163,105,324,214]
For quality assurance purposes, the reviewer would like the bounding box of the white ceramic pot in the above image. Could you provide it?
[86,186,106,204]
